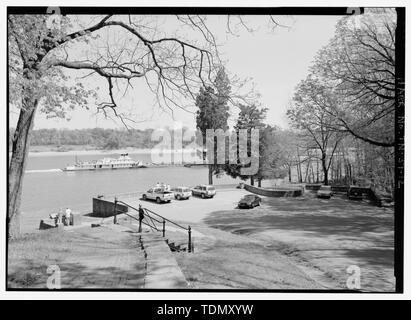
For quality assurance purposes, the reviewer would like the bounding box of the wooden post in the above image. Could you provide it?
[188,226,192,253]
[162,219,166,237]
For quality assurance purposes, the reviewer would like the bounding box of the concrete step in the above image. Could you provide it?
[141,232,188,289]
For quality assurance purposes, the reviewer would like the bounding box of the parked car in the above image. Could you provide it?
[317,185,333,199]
[347,186,364,200]
[191,185,216,198]
[238,194,261,208]
[171,186,192,200]
[142,187,174,203]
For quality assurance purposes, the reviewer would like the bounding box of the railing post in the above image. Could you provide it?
[138,207,143,233]
[188,226,192,253]
[113,197,117,224]
[162,219,166,237]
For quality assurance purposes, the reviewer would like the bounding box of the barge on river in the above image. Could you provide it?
[62,153,143,171]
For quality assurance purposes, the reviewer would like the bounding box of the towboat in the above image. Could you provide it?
[62,153,143,171]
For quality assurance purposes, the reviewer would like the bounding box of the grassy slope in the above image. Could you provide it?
[8,226,146,289]
[174,224,323,290]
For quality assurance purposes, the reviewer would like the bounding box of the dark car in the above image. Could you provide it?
[317,185,333,199]
[347,186,364,200]
[238,195,261,209]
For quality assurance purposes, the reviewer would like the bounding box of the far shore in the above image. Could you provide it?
[23,147,203,158]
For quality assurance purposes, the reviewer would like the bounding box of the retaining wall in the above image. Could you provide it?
[244,184,303,197]
[92,197,128,218]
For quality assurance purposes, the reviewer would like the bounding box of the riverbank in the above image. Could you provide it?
[24,146,203,158]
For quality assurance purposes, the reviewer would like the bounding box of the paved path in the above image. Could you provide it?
[141,232,188,289]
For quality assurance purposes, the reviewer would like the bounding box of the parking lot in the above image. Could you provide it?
[204,191,395,291]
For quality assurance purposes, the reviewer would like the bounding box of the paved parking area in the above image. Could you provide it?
[204,192,395,292]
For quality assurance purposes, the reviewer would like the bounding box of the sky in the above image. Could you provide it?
[10,14,341,131]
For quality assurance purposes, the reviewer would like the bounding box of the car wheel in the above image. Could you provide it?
[142,194,147,200]
[201,193,205,199]
[176,195,181,200]
[156,197,161,204]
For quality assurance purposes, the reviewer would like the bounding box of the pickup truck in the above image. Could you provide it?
[142,187,174,203]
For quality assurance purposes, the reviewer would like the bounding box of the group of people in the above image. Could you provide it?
[50,207,72,226]
[155,182,170,191]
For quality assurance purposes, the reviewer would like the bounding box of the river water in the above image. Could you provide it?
[20,152,240,233]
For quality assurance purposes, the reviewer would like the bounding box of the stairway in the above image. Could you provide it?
[117,220,188,289]
[140,231,188,289]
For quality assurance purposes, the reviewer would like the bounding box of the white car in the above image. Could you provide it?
[191,185,216,198]
[171,187,192,200]
[142,187,174,203]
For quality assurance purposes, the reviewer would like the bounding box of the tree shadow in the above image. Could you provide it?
[8,259,146,289]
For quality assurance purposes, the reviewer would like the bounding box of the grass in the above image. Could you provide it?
[8,225,146,289]
[174,224,323,289]
[8,229,75,288]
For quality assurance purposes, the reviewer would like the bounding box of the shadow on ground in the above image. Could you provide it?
[204,194,395,292]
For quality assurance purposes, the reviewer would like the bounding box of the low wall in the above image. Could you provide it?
[305,184,322,191]
[305,184,349,193]
[244,184,303,197]
[331,185,349,193]
[92,198,128,218]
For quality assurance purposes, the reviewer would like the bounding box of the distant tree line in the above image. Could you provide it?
[8,127,195,150]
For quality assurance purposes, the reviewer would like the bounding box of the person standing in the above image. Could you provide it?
[65,207,72,226]
[138,204,145,233]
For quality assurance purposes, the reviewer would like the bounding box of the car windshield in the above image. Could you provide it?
[182,188,189,192]
[244,195,254,199]
[207,186,215,191]
[321,186,331,191]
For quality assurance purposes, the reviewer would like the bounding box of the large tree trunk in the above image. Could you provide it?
[321,151,329,185]
[250,176,254,186]
[8,96,38,239]
[208,165,213,185]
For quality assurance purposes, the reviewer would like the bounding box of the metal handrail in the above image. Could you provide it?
[114,198,192,253]
[116,200,162,224]
[114,208,159,232]
[143,207,188,231]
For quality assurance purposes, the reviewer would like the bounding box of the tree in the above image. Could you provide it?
[225,104,268,186]
[312,8,395,147]
[8,14,222,238]
[195,68,231,184]
[288,77,343,185]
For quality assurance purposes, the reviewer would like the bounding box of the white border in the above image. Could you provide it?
[0,0,409,300]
